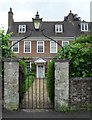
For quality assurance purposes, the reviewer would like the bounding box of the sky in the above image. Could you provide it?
[0,0,91,32]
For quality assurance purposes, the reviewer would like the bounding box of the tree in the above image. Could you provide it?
[0,28,13,58]
[58,33,92,77]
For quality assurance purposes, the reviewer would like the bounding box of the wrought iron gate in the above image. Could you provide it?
[19,75,54,109]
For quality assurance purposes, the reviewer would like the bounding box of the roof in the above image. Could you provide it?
[7,9,92,38]
[7,21,92,38]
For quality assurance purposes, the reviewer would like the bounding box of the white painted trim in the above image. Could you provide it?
[35,58,46,63]
[37,41,44,53]
[50,41,57,53]
[81,23,89,32]
[62,41,69,46]
[9,37,75,41]
[55,24,63,33]
[19,25,26,33]
[24,41,31,53]
[12,41,19,53]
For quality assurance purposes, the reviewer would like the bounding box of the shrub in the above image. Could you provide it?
[58,33,92,77]
[47,60,55,103]
[19,59,27,81]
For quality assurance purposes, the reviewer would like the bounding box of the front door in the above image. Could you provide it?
[37,64,45,78]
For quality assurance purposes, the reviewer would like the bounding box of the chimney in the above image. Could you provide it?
[8,8,14,30]
[68,10,73,22]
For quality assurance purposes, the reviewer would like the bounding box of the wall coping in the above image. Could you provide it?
[70,77,92,81]
[3,58,20,62]
[54,58,69,62]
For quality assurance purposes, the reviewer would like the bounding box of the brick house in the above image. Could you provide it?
[7,8,91,78]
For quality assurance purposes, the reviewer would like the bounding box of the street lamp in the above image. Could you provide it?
[32,11,42,30]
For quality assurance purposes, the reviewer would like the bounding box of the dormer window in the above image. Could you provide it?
[19,25,26,33]
[81,23,88,32]
[55,24,63,33]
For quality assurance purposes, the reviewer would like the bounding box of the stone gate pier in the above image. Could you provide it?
[4,59,19,110]
[55,59,69,111]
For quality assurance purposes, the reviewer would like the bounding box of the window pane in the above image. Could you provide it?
[55,24,62,33]
[37,41,43,53]
[82,24,84,30]
[81,23,88,31]
[50,41,57,53]
[19,25,26,33]
[12,41,18,52]
[25,41,30,53]
[26,62,31,73]
[62,41,69,46]
[38,46,43,52]
[85,24,88,30]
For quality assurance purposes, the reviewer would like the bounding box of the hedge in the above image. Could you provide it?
[47,60,55,103]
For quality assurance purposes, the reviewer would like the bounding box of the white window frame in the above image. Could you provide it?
[50,41,57,53]
[19,25,26,33]
[55,24,63,33]
[26,61,31,73]
[24,41,31,53]
[12,41,19,53]
[37,41,44,53]
[62,41,69,47]
[81,23,88,32]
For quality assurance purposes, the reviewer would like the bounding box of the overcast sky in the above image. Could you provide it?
[0,0,91,32]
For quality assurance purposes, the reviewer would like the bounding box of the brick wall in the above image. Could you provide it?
[69,77,92,107]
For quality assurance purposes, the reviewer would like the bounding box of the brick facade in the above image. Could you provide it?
[10,41,59,58]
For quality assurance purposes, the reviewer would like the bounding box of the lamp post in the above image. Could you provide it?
[10,12,64,57]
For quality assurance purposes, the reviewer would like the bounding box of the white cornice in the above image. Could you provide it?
[9,36,75,41]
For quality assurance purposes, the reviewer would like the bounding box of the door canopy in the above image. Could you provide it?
[35,58,46,64]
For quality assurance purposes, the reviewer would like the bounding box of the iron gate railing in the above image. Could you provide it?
[19,76,54,109]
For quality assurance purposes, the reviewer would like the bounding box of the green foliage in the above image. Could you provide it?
[58,34,92,77]
[20,74,35,102]
[29,72,36,78]
[60,103,92,112]
[73,33,92,44]
[31,62,36,73]
[47,60,55,103]
[29,62,36,77]
[0,28,13,58]
[21,75,34,93]
[19,59,27,81]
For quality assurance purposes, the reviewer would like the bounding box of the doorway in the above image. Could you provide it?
[37,64,45,78]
